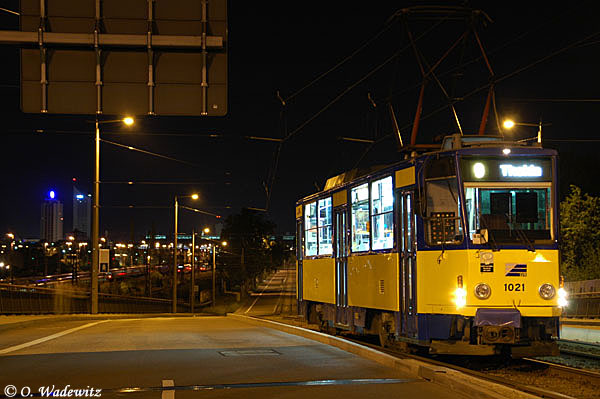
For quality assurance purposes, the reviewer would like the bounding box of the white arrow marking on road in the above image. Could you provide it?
[0,320,110,355]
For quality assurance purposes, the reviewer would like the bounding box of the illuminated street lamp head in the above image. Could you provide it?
[203,227,210,234]
[123,117,134,126]
[222,241,228,247]
[191,194,199,200]
[503,119,515,129]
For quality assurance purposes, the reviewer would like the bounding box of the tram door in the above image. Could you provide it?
[334,207,349,326]
[399,191,417,337]
[296,219,303,302]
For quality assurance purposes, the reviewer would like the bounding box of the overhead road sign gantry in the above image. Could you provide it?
[0,0,227,116]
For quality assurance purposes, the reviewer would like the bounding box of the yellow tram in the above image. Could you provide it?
[295,134,566,356]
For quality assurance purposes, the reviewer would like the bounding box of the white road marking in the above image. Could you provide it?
[162,379,175,399]
[244,273,279,314]
[0,320,110,355]
[274,276,287,314]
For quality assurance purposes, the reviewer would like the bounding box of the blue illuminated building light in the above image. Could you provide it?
[76,194,85,200]
[49,190,56,199]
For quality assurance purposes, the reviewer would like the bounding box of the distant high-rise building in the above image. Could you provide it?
[73,187,91,239]
[41,190,63,243]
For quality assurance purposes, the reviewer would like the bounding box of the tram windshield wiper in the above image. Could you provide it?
[511,223,535,252]
[477,216,498,251]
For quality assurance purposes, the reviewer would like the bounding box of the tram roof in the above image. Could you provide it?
[298,134,557,203]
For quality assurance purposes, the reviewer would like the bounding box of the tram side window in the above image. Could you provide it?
[304,202,318,256]
[318,198,333,255]
[371,176,394,250]
[425,178,463,245]
[351,183,370,252]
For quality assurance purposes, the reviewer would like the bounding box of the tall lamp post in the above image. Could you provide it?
[173,193,199,313]
[202,227,227,307]
[91,116,134,314]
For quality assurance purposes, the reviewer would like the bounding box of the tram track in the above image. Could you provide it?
[257,312,600,399]
[341,337,587,399]
[256,268,600,398]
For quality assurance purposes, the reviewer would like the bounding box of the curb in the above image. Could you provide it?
[228,313,540,399]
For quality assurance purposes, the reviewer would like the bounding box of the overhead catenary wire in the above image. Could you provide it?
[282,16,397,104]
[283,18,447,143]
[378,2,581,105]
[101,181,228,185]
[100,138,205,168]
[7,128,228,138]
[352,29,600,167]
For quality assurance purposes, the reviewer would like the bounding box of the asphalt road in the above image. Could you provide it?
[239,268,297,317]
[0,269,467,399]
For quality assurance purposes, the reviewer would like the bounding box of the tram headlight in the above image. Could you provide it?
[454,288,467,309]
[558,287,568,308]
[474,283,491,299]
[454,275,466,309]
[538,283,556,300]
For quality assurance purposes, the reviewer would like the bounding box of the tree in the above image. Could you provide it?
[220,208,276,294]
[560,185,600,280]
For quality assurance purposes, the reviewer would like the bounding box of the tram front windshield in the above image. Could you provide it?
[465,187,552,242]
[460,156,554,244]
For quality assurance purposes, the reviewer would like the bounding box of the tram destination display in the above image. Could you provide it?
[460,157,552,182]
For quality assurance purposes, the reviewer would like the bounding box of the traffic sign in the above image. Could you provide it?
[99,248,109,273]
[4,0,227,116]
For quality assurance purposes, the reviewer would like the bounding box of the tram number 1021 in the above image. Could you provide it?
[504,283,524,292]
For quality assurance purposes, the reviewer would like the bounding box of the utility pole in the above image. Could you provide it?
[212,242,216,305]
[190,229,196,313]
[91,118,100,314]
[173,196,179,313]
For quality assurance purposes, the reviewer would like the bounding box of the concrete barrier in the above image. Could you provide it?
[228,313,542,399]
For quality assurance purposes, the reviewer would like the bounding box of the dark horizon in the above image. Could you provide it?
[1,1,600,240]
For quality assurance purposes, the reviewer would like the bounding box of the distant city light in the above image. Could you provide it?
[123,117,134,126]
[76,194,84,199]
[49,190,56,199]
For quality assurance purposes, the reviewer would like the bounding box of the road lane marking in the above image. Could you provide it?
[274,276,287,314]
[0,320,110,355]
[244,273,278,314]
[162,380,175,399]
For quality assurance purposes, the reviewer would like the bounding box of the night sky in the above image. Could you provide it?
[1,1,599,240]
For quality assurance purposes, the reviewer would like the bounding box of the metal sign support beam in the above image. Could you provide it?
[0,30,224,48]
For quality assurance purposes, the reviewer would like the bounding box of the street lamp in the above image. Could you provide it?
[91,116,134,314]
[502,118,549,144]
[173,193,199,313]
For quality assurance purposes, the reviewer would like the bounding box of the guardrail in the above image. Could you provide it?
[562,294,600,318]
[566,279,600,295]
[0,283,211,314]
